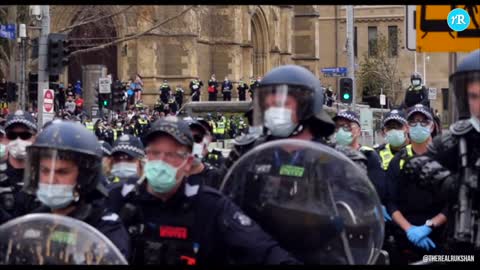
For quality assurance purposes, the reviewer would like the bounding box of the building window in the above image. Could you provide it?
[354,26,358,58]
[388,25,398,57]
[368,26,378,57]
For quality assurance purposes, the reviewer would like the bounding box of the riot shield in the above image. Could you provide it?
[221,139,384,265]
[0,213,128,265]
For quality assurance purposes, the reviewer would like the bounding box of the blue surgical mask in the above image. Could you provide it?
[409,125,431,143]
[36,183,76,210]
[111,162,138,178]
[385,129,406,148]
[335,128,354,146]
[264,107,296,137]
[145,159,186,194]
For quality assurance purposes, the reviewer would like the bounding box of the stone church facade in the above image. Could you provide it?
[49,5,323,106]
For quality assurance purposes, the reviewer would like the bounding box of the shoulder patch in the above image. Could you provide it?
[101,213,119,222]
[233,211,252,227]
[450,119,473,136]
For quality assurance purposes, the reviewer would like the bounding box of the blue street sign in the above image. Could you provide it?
[0,24,16,40]
[321,67,348,77]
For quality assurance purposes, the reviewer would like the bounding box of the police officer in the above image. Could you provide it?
[135,113,150,138]
[107,134,145,188]
[22,120,130,259]
[99,140,113,178]
[168,96,178,115]
[107,116,297,265]
[103,121,115,146]
[0,110,40,220]
[123,119,137,136]
[332,110,387,206]
[113,120,124,141]
[160,80,171,104]
[189,77,203,102]
[403,72,430,109]
[386,104,447,264]
[187,119,222,189]
[223,65,365,174]
[248,76,256,100]
[376,109,410,171]
[237,78,248,101]
[194,118,226,169]
[84,116,95,132]
[222,76,233,101]
[175,85,184,109]
[216,114,226,140]
[154,97,165,114]
[402,49,480,256]
[208,74,218,101]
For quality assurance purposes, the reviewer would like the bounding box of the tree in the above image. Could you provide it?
[356,32,403,107]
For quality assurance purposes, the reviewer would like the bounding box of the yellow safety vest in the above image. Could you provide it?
[399,144,414,170]
[210,121,217,134]
[379,144,395,171]
[216,121,225,134]
[85,122,94,131]
[113,128,123,141]
[138,119,148,125]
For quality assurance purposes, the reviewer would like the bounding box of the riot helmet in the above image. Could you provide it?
[253,65,335,138]
[449,49,480,120]
[23,120,102,209]
[410,72,422,86]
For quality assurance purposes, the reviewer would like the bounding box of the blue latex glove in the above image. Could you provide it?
[417,237,436,251]
[382,205,392,222]
[406,225,432,244]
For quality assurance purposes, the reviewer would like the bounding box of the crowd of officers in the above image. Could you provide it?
[0,48,477,265]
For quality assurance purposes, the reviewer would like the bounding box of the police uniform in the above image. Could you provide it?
[107,117,297,265]
[175,87,184,108]
[404,73,430,109]
[222,80,233,101]
[237,81,248,101]
[385,106,447,263]
[108,177,297,265]
[0,111,41,221]
[333,110,387,202]
[84,120,95,132]
[204,149,226,169]
[160,82,171,104]
[189,79,203,102]
[135,117,150,138]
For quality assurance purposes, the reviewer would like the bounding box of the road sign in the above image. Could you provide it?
[428,87,437,100]
[98,77,111,94]
[321,67,348,77]
[360,108,373,131]
[0,24,16,40]
[416,5,480,52]
[380,94,386,106]
[43,89,54,113]
[406,6,416,51]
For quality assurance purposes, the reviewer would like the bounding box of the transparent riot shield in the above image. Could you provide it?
[221,139,384,265]
[0,213,128,265]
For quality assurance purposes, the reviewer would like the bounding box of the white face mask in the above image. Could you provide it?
[264,107,296,137]
[412,79,421,86]
[7,139,32,160]
[111,162,138,178]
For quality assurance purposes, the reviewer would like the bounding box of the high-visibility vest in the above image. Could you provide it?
[85,122,94,131]
[113,128,123,141]
[216,121,225,134]
[378,144,395,171]
[399,144,414,170]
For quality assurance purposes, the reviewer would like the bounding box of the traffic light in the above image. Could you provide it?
[99,93,110,109]
[47,33,70,75]
[112,80,124,108]
[339,77,353,104]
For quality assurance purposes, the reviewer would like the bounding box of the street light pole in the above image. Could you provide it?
[37,5,50,129]
[346,5,356,111]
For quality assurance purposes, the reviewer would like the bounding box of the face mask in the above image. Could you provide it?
[145,159,187,194]
[409,125,431,143]
[7,139,32,160]
[412,79,421,86]
[36,183,76,210]
[117,123,122,127]
[385,129,406,148]
[0,144,6,159]
[264,107,296,137]
[192,143,204,159]
[111,162,138,178]
[335,128,354,146]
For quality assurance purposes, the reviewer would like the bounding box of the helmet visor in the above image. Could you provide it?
[23,147,98,194]
[450,71,480,120]
[253,84,314,130]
